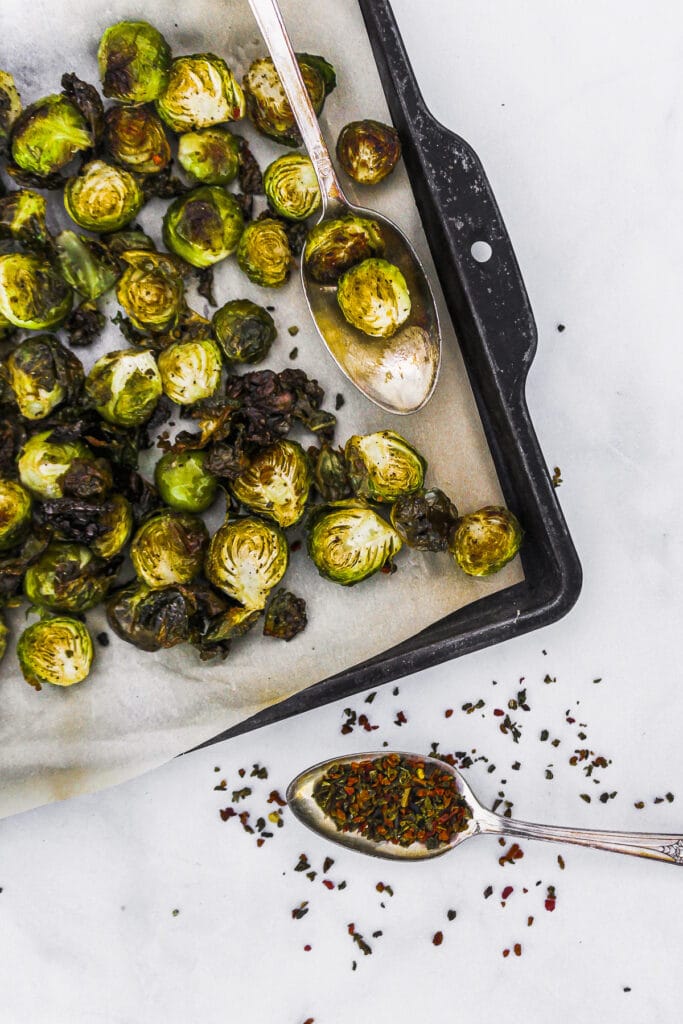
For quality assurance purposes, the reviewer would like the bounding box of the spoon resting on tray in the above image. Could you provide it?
[287,751,683,864]
[248,0,441,415]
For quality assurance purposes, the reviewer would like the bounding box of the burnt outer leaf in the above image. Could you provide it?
[36,497,111,547]
[310,443,352,502]
[390,488,459,552]
[110,309,141,346]
[106,581,192,652]
[61,73,105,147]
[263,589,307,641]
[58,456,112,500]
[141,162,189,201]
[4,163,67,191]
[64,301,106,347]
[237,137,264,195]
[195,266,217,307]
[0,529,51,607]
[0,408,27,478]
[110,467,163,527]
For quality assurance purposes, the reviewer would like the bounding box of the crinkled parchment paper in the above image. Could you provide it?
[0,0,523,818]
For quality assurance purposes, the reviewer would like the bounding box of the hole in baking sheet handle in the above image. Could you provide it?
[471,240,492,263]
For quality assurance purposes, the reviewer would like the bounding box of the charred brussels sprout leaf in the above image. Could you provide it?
[97,20,171,104]
[10,94,92,177]
[212,299,276,364]
[105,229,156,258]
[92,493,134,559]
[6,333,84,420]
[105,105,171,175]
[303,215,385,285]
[38,492,132,559]
[264,154,321,221]
[17,616,93,689]
[263,589,307,641]
[336,120,402,186]
[64,160,144,233]
[163,187,244,269]
[130,510,208,588]
[154,449,218,514]
[60,72,105,147]
[18,432,91,500]
[58,455,113,501]
[205,516,288,610]
[0,254,72,330]
[0,189,50,249]
[0,529,50,605]
[24,542,114,612]
[157,337,222,405]
[345,431,425,503]
[64,301,106,348]
[449,505,523,577]
[243,55,333,147]
[156,54,245,132]
[307,501,403,586]
[237,218,291,288]
[0,478,32,551]
[390,488,458,551]
[116,250,185,333]
[177,127,241,185]
[337,258,411,338]
[231,440,311,529]
[0,71,22,154]
[310,443,352,503]
[85,348,162,427]
[106,580,190,652]
[54,231,120,301]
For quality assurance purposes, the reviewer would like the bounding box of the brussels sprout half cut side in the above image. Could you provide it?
[17,616,94,689]
[104,105,171,175]
[303,215,385,285]
[130,510,208,589]
[10,94,92,177]
[205,516,289,611]
[64,160,144,234]
[0,479,32,551]
[211,299,276,364]
[85,348,162,427]
[116,250,185,333]
[307,501,403,586]
[24,542,113,613]
[264,154,321,221]
[156,54,245,133]
[0,254,73,331]
[157,337,223,405]
[177,127,241,185]
[345,431,426,503]
[336,120,402,186]
[6,334,84,421]
[0,71,22,151]
[237,219,291,288]
[17,432,92,500]
[163,187,244,269]
[243,55,330,147]
[337,258,411,339]
[98,20,171,104]
[231,440,311,529]
[449,505,523,577]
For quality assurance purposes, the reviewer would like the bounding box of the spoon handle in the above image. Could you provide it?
[248,0,345,207]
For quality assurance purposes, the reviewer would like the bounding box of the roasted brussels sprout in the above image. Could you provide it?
[211,299,276,364]
[205,515,288,610]
[0,478,32,551]
[116,250,185,333]
[243,55,334,146]
[54,231,120,301]
[156,54,245,132]
[390,488,459,551]
[130,510,208,588]
[157,337,222,405]
[345,431,425,503]
[177,127,241,185]
[0,609,8,664]
[237,219,291,288]
[98,20,171,104]
[6,334,84,420]
[90,493,134,559]
[310,443,352,503]
[264,154,321,221]
[17,432,91,500]
[85,348,162,427]
[449,505,523,577]
[58,455,113,501]
[303,215,385,285]
[106,579,190,651]
[263,589,307,641]
[24,542,113,612]
[163,187,244,269]
[0,71,22,152]
[10,95,92,177]
[104,105,171,175]
[64,160,144,233]
[337,258,411,338]
[307,501,403,586]
[17,616,94,689]
[154,449,218,514]
[336,120,402,185]
[0,189,49,248]
[0,254,72,330]
[105,229,156,257]
[231,440,311,529]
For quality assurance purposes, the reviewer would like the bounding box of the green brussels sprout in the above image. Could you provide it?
[10,94,92,177]
[157,337,222,405]
[243,55,333,146]
[263,589,307,641]
[6,334,84,420]
[90,493,134,559]
[17,432,91,500]
[307,501,403,586]
[0,254,72,330]
[154,449,218,514]
[54,231,120,301]
[106,579,190,652]
[85,348,162,427]
[264,154,321,221]
[0,71,22,152]
[390,488,459,551]
[205,515,288,610]
[0,609,8,664]
[0,478,32,551]
[177,127,241,185]
[116,250,185,333]
[98,20,171,104]
[105,229,156,258]
[104,105,171,175]
[449,505,523,577]
[211,299,276,364]
[64,160,144,233]
[303,215,385,285]
[231,440,311,529]
[130,509,208,588]
[310,444,352,503]
[237,219,291,288]
[163,187,244,269]
[336,120,402,186]
[17,616,94,689]
[156,54,245,133]
[337,258,411,338]
[296,54,337,96]
[345,431,425,503]
[24,542,113,612]
[0,189,49,248]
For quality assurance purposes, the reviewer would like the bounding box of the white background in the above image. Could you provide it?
[2,1,683,1021]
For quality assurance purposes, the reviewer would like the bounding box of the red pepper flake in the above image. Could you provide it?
[219,807,236,821]
[545,885,557,912]
[357,713,379,732]
[499,842,524,866]
[527,915,534,927]
[322,879,335,890]
[303,945,312,952]
[514,943,522,957]
[267,789,287,807]
[394,710,408,726]
[256,838,265,847]
[432,931,443,946]
[557,855,565,870]
[445,709,453,718]
[303,1018,315,1023]
[501,885,514,900]
[493,709,505,717]
[502,948,510,958]
[238,768,246,778]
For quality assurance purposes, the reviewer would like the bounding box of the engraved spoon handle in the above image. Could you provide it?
[248,0,345,207]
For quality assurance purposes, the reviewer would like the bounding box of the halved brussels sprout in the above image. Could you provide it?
[264,154,321,221]
[0,254,72,330]
[0,478,32,551]
[0,610,8,664]
[105,105,171,175]
[18,432,91,500]
[337,258,411,338]
[58,455,113,501]
[106,579,190,652]
[17,616,94,689]
[0,71,22,152]
[116,250,185,333]
[90,493,134,559]
[449,505,523,577]
[6,334,84,420]
[24,542,112,612]
[10,95,92,177]
[307,501,403,586]
[390,488,459,551]
[54,231,120,301]
[157,337,222,405]
[205,515,288,610]
[177,127,241,185]
[130,509,208,588]
[336,120,402,185]
[303,215,385,285]
[64,160,144,233]
[156,54,245,132]
[98,20,171,104]
[310,444,352,503]
[345,431,425,503]
[163,187,244,269]
[237,219,291,288]
[85,348,162,427]
[0,189,49,248]
[243,55,333,146]
[231,440,311,529]
[211,299,276,364]
[154,449,218,514]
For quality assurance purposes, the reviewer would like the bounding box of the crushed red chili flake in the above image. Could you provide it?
[303,945,312,952]
[322,880,335,890]
[214,779,227,791]
[267,789,287,807]
[493,709,505,717]
[432,931,443,946]
[502,948,510,958]
[501,885,514,900]
[394,710,408,726]
[557,855,565,870]
[295,854,311,872]
[291,901,309,920]
[514,943,522,957]
[545,886,557,912]
[445,709,453,718]
[527,916,534,927]
[499,842,524,867]
[219,807,236,821]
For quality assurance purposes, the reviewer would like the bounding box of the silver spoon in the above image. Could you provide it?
[248,0,441,414]
[287,751,683,864]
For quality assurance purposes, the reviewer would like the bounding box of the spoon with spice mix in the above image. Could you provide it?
[287,751,683,864]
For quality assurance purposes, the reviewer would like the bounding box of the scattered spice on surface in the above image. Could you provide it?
[432,931,443,946]
[545,886,557,912]
[288,325,299,336]
[557,855,565,870]
[291,901,309,920]
[551,466,563,488]
[323,857,335,873]
[483,885,494,899]
[557,323,566,332]
[447,909,457,921]
[514,942,522,957]
[289,346,299,360]
[96,632,110,647]
[171,908,180,917]
[335,393,345,411]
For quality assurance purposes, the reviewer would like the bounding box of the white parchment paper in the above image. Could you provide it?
[0,0,523,819]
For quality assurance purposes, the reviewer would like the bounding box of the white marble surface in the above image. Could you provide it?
[2,1,683,1021]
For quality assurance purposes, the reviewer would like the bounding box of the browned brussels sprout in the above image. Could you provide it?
[345,431,425,503]
[263,589,307,641]
[390,488,459,551]
[98,21,171,104]
[336,120,402,185]
[130,509,208,588]
[337,258,411,338]
[211,299,276,364]
[154,449,218,514]
[231,440,311,528]
[105,229,156,257]
[237,219,291,288]
[91,493,134,559]
[10,94,92,177]
[205,515,288,610]
[40,492,132,560]
[6,334,84,420]
[0,254,72,330]
[303,215,384,285]
[116,250,185,333]
[243,54,334,147]
[0,71,22,153]
[0,478,32,551]
[17,432,91,500]
[104,105,171,175]
[85,348,162,427]
[157,54,245,132]
[449,505,523,577]
[157,337,223,405]
[106,580,191,652]
[24,542,114,612]
[163,187,244,269]
[310,443,352,503]
[54,231,120,301]
[0,189,50,248]
[263,154,321,221]
[307,500,402,586]
[177,127,241,185]
[17,615,94,689]
[64,160,144,233]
